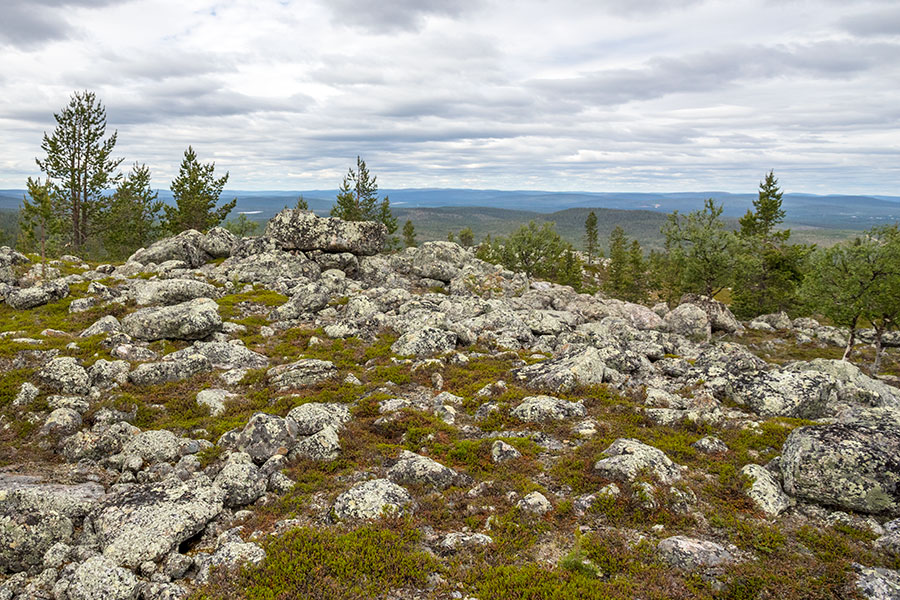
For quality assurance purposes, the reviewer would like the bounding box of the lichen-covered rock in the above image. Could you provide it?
[391,327,457,357]
[220,249,321,285]
[438,532,493,554]
[270,281,331,320]
[67,555,139,600]
[229,413,297,465]
[80,315,122,338]
[290,426,341,461]
[512,346,613,393]
[409,241,470,282]
[691,436,728,454]
[121,429,198,464]
[332,479,414,521]
[134,278,219,306]
[127,354,212,385]
[268,359,339,391]
[6,279,69,310]
[387,451,463,490]
[511,395,586,422]
[788,359,900,410]
[40,408,82,438]
[725,369,838,419]
[665,303,711,340]
[122,298,222,341]
[491,440,521,463]
[88,359,130,389]
[517,491,552,515]
[0,475,106,521]
[657,536,733,571]
[214,453,267,507]
[0,509,74,573]
[195,536,266,585]
[265,209,387,256]
[781,421,900,516]
[855,564,900,600]
[129,229,216,268]
[285,403,351,436]
[741,464,792,517]
[165,340,268,370]
[198,227,238,258]
[593,438,683,484]
[196,389,235,417]
[37,357,90,395]
[679,294,743,334]
[90,476,224,567]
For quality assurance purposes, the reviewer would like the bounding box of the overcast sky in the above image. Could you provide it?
[1,0,898,194]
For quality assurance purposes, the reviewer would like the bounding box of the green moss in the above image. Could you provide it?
[195,522,440,600]
[217,288,288,319]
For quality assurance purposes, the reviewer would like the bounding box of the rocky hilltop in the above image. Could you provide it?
[0,209,898,600]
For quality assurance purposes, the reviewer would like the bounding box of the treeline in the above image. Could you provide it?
[460,171,900,370]
[14,91,399,262]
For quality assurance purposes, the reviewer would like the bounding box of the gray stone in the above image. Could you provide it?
[230,413,297,465]
[781,421,900,516]
[121,429,196,464]
[725,369,838,419]
[332,479,414,521]
[516,491,552,515]
[285,403,351,436]
[40,408,82,437]
[134,279,219,306]
[593,438,683,484]
[391,327,457,357]
[88,359,130,389]
[268,359,338,391]
[657,536,733,571]
[265,209,387,256]
[129,230,212,268]
[290,426,342,461]
[511,395,586,422]
[512,346,613,393]
[196,389,235,417]
[491,440,521,463]
[38,357,90,395]
[6,279,69,310]
[855,564,900,600]
[679,294,743,334]
[0,509,74,573]
[691,436,729,454]
[90,476,224,567]
[741,463,792,517]
[165,341,268,370]
[214,453,267,507]
[122,298,222,341]
[665,303,712,340]
[128,354,212,385]
[67,555,139,600]
[270,280,331,319]
[438,532,493,554]
[387,451,463,490]
[195,536,265,585]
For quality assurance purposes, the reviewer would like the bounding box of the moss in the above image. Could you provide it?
[195,521,440,600]
[217,288,288,319]
[197,445,225,468]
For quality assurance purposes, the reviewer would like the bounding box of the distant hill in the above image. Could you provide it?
[1,188,895,250]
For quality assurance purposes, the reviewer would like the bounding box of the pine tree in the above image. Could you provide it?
[331,156,379,222]
[35,90,123,251]
[21,177,61,274]
[559,247,583,292]
[458,227,475,247]
[584,211,598,264]
[402,220,417,248]
[101,163,163,260]
[162,146,235,234]
[604,226,630,299]
[295,195,309,210]
[732,171,808,318]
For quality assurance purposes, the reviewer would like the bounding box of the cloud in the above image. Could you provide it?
[0,0,122,48]
[840,7,900,36]
[325,0,480,33]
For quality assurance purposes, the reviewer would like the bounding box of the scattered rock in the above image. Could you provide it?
[593,438,683,484]
[657,536,733,570]
[511,395,586,422]
[122,298,222,341]
[741,463,793,517]
[332,479,414,521]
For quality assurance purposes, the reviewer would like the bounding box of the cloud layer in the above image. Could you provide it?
[1,0,898,194]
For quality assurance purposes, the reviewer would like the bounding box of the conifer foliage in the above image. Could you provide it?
[162,146,236,234]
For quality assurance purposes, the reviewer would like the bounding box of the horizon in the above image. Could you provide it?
[1,1,899,194]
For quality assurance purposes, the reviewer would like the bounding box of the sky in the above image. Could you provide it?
[1,0,899,194]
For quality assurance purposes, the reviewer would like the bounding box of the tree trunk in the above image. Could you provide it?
[872,324,885,374]
[842,315,859,361]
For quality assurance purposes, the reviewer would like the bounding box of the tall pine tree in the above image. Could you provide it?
[162,146,235,234]
[35,90,123,251]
